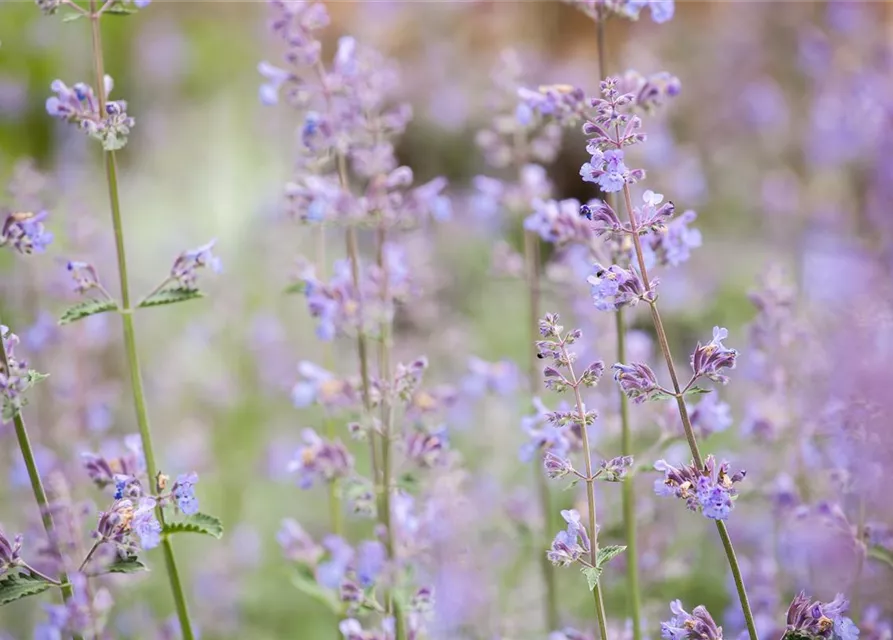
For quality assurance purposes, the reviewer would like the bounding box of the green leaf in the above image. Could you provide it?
[26,370,49,386]
[284,281,307,295]
[290,568,342,615]
[102,555,148,575]
[137,287,205,309]
[59,299,118,325]
[62,13,85,22]
[581,566,601,591]
[104,5,138,15]
[397,472,419,492]
[684,386,712,397]
[868,545,893,570]
[162,513,223,539]
[562,478,580,491]
[0,573,51,606]
[596,545,627,568]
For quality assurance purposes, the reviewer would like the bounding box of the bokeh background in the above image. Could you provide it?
[1,1,893,638]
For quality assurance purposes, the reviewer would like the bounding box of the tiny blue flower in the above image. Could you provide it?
[172,472,199,515]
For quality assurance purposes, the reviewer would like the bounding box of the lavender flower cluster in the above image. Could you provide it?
[0,0,891,639]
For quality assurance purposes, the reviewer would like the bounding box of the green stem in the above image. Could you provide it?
[619,184,758,640]
[0,320,77,614]
[560,341,609,640]
[375,226,406,640]
[89,7,195,639]
[595,16,642,639]
[525,229,560,631]
[616,310,641,639]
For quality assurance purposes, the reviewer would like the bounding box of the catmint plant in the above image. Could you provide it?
[30,1,225,638]
[260,2,450,638]
[0,171,82,626]
[536,313,627,640]
[576,74,759,640]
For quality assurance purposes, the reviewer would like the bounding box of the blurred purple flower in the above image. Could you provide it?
[660,600,722,640]
[170,239,222,289]
[461,357,519,398]
[0,210,53,254]
[288,428,354,488]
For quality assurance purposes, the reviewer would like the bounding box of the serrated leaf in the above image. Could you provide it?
[102,555,148,575]
[684,386,712,397]
[581,566,601,591]
[162,513,223,539]
[137,287,205,309]
[105,5,137,14]
[596,544,627,568]
[59,299,118,325]
[650,390,675,401]
[290,568,342,615]
[868,545,893,570]
[284,281,307,295]
[0,573,51,606]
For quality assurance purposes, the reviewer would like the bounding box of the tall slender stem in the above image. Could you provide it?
[88,7,194,639]
[525,229,560,631]
[595,17,642,639]
[619,184,758,640]
[0,319,77,615]
[375,225,406,640]
[560,342,609,640]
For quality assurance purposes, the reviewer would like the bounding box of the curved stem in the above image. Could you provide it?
[560,342,609,640]
[89,7,194,639]
[525,229,560,631]
[0,320,76,617]
[618,184,758,640]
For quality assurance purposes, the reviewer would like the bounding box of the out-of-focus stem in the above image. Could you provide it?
[595,15,642,640]
[619,184,758,640]
[375,225,406,640]
[525,229,560,631]
[560,342,609,640]
[0,318,77,620]
[89,6,194,639]
[852,494,866,619]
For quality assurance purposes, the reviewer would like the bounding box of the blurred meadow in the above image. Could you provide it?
[1,1,893,639]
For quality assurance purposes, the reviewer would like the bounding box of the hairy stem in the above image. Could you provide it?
[525,229,560,631]
[560,342,609,640]
[619,184,758,640]
[89,7,194,638]
[0,318,77,618]
[596,16,642,640]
